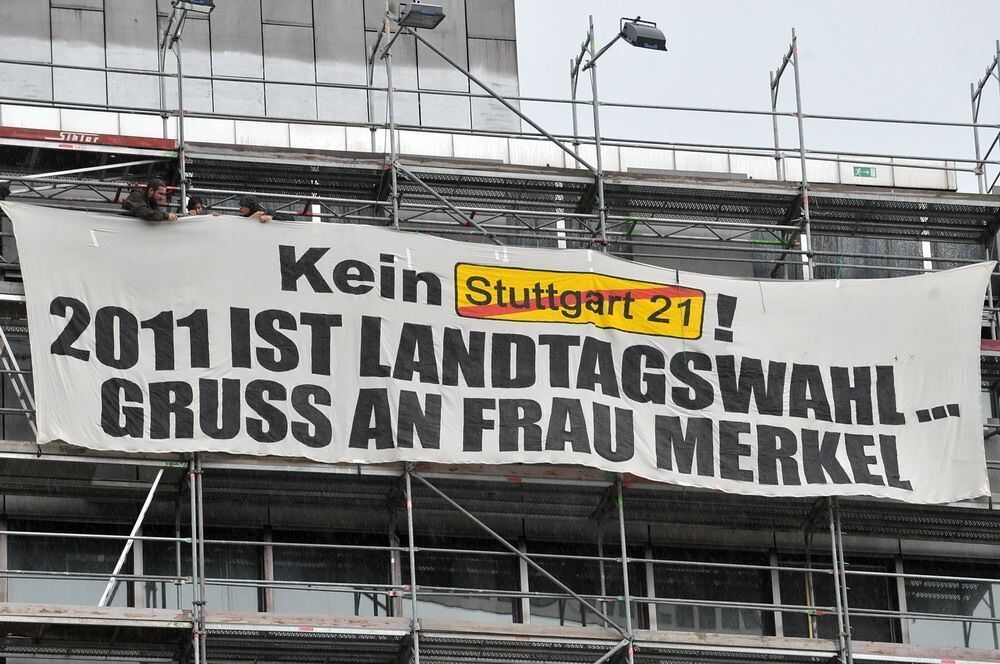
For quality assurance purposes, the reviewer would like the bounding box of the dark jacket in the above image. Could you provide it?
[122,189,170,222]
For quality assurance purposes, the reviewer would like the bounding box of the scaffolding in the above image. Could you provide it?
[1,7,1000,664]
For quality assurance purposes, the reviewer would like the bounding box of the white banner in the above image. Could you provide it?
[3,201,993,503]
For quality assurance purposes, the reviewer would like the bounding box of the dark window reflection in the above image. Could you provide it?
[402,536,517,624]
[905,560,1000,650]
[2,330,34,442]
[272,532,389,617]
[144,528,260,612]
[8,521,130,607]
[780,556,898,642]
[652,548,773,635]
[527,541,643,630]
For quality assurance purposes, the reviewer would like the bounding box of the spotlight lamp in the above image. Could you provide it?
[620,17,667,52]
[398,2,446,30]
[172,0,215,14]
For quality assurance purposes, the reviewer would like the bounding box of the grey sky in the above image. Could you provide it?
[513,1,999,191]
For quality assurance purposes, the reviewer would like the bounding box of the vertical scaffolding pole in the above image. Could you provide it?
[828,498,853,664]
[972,82,986,195]
[188,458,202,664]
[597,529,607,621]
[587,15,609,249]
[172,12,188,207]
[383,25,401,231]
[195,454,208,664]
[570,58,581,156]
[616,477,635,664]
[769,70,784,180]
[833,499,855,664]
[404,465,421,664]
[790,29,814,280]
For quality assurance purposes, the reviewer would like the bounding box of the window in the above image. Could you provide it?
[8,521,130,607]
[527,541,643,629]
[402,536,518,624]
[144,528,260,612]
[272,532,389,617]
[652,548,773,635]
[780,556,898,643]
[905,560,1000,650]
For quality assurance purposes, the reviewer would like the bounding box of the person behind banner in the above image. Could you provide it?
[238,195,273,223]
[186,196,220,217]
[122,178,177,222]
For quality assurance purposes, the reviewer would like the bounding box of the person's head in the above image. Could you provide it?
[238,195,261,217]
[146,178,168,206]
[186,196,206,215]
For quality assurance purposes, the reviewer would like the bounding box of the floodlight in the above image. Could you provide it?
[398,2,445,29]
[172,0,215,14]
[620,18,666,51]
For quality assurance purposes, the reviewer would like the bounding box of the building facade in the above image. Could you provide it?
[1,2,1000,664]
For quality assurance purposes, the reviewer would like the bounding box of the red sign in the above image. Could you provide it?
[0,126,176,152]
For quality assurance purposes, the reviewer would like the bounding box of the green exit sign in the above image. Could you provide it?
[853,166,877,177]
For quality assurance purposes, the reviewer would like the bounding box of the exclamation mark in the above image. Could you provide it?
[715,295,738,342]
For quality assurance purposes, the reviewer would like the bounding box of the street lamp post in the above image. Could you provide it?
[160,0,216,209]
[570,16,667,250]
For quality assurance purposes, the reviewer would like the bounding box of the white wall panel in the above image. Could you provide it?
[468,38,519,132]
[160,17,213,77]
[263,24,315,83]
[0,64,53,101]
[53,68,107,106]
[453,135,508,162]
[675,151,730,173]
[317,87,370,123]
[105,0,159,71]
[234,119,290,147]
[315,0,367,84]
[0,105,61,130]
[184,117,236,144]
[213,80,265,116]
[60,109,119,133]
[108,72,161,110]
[0,0,52,63]
[414,0,469,92]
[209,0,265,78]
[119,112,166,138]
[620,147,675,172]
[466,0,516,39]
[419,92,471,130]
[289,124,347,151]
[51,7,105,67]
[509,138,566,168]
[265,83,318,120]
[52,0,105,9]
[164,77,215,114]
[262,0,313,26]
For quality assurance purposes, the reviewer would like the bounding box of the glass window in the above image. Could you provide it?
[272,531,389,617]
[144,528,260,612]
[652,548,773,635]
[780,556,898,643]
[905,560,1000,650]
[2,330,34,442]
[402,535,518,624]
[981,389,996,424]
[527,541,643,630]
[8,521,130,607]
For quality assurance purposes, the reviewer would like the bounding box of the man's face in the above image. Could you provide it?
[151,186,168,205]
[239,205,251,216]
